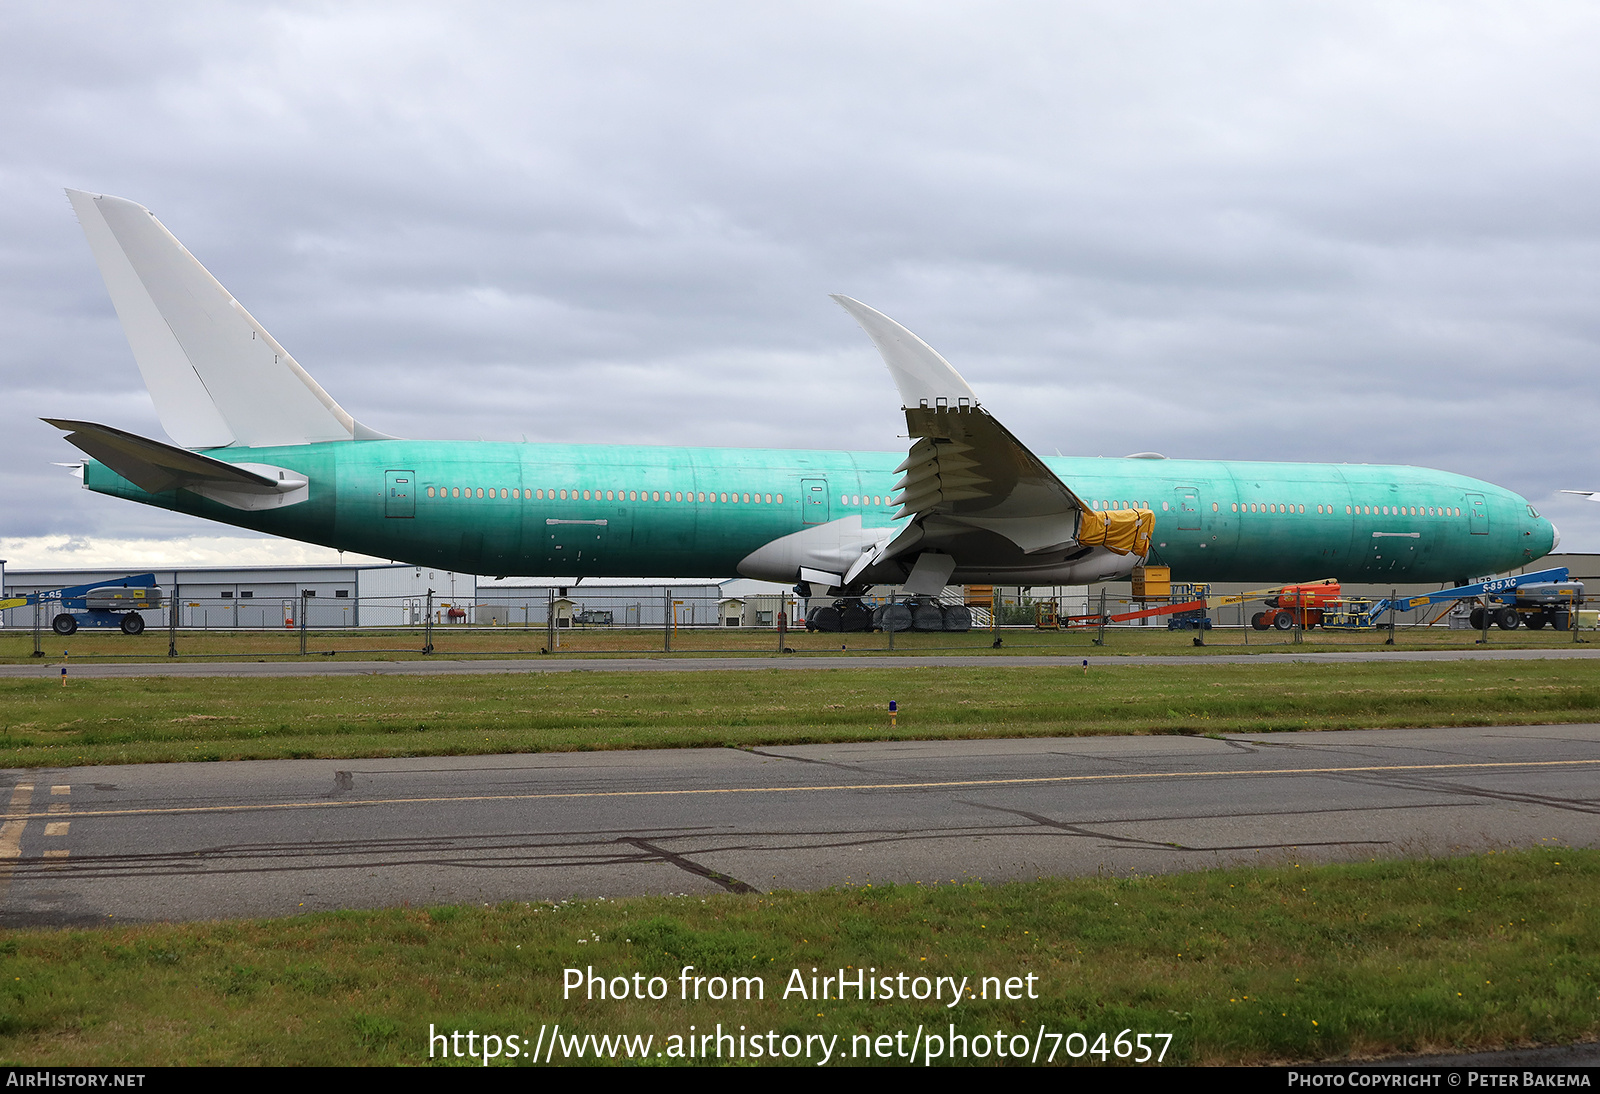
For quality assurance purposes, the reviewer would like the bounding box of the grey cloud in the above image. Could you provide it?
[3,1,1599,556]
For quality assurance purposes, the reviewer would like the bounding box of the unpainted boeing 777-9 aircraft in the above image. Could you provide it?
[49,190,1557,598]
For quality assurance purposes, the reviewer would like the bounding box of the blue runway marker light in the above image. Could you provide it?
[1082,658,1089,674]
[888,701,897,713]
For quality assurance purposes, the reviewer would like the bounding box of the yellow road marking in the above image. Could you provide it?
[42,850,68,859]
[50,786,69,796]
[0,758,1595,822]
[44,822,69,837]
[0,784,34,894]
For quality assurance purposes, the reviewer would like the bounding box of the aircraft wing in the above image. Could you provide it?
[831,297,1149,588]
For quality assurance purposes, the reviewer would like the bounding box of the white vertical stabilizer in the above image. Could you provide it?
[67,189,382,449]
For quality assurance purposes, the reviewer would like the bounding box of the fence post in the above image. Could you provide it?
[1385,588,1397,646]
[663,591,672,653]
[423,589,435,654]
[168,582,179,658]
[299,591,309,655]
[1094,587,1107,646]
[31,599,43,658]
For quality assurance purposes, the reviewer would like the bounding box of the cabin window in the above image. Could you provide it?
[1212,502,1219,511]
[426,487,435,498]
[451,488,459,498]
[776,493,783,503]
[500,489,508,499]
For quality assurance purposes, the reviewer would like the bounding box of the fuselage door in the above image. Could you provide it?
[385,470,415,518]
[1466,493,1488,535]
[801,479,830,525]
[1173,486,1201,531]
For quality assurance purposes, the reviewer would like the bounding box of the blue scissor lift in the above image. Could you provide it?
[0,573,165,636]
[1321,567,1583,631]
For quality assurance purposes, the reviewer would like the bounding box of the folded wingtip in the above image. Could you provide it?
[829,296,978,407]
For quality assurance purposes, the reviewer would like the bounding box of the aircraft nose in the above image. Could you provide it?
[1551,522,1561,550]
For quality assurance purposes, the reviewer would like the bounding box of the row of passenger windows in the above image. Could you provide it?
[1228,503,1464,517]
[426,486,785,504]
[1090,498,1465,518]
[421,484,1463,519]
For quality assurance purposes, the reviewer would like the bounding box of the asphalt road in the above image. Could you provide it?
[2,723,1596,926]
[3,646,1600,678]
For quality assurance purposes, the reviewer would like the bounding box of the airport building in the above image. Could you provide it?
[0,563,472,630]
[2,555,1591,631]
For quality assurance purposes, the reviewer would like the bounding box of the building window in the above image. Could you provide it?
[240,591,253,599]
[336,590,349,598]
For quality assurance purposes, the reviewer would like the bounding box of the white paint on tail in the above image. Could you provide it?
[66,190,388,449]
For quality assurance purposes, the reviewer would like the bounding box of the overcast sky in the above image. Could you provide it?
[3,1,1598,571]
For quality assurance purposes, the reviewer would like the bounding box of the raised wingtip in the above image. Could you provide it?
[830,295,978,408]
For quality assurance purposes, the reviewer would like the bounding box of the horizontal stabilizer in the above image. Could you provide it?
[44,419,309,511]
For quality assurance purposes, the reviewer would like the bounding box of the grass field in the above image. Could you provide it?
[1,659,1597,767]
[0,848,1592,1066]
[3,645,1596,1068]
[2,620,1594,664]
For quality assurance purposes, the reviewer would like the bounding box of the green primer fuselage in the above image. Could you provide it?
[82,440,1556,583]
